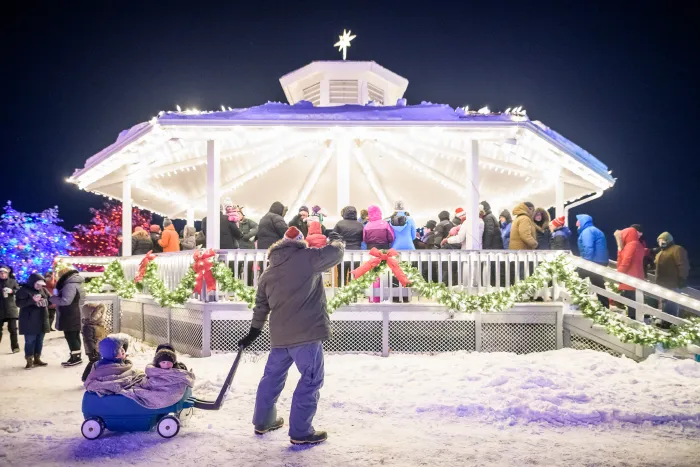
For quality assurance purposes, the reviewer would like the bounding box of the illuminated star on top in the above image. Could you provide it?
[334,29,356,61]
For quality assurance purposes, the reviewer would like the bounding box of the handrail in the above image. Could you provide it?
[608,259,700,300]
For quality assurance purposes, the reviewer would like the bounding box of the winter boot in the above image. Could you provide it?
[290,431,328,445]
[33,355,48,367]
[25,357,34,370]
[12,348,20,354]
[254,417,284,435]
[61,352,83,367]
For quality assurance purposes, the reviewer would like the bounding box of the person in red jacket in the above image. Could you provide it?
[305,221,327,248]
[616,227,646,319]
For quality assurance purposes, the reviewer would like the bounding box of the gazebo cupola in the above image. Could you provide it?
[279,61,409,107]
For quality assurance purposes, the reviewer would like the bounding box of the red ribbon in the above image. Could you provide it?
[134,251,157,283]
[351,248,410,287]
[193,249,217,294]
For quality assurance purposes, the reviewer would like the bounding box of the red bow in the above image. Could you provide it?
[193,249,217,294]
[135,251,157,283]
[351,248,410,287]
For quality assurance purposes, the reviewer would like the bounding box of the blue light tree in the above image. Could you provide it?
[0,201,71,282]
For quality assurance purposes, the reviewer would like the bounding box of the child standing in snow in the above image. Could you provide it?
[81,303,107,382]
[306,221,328,248]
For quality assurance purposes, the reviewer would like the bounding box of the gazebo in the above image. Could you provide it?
[68,60,615,256]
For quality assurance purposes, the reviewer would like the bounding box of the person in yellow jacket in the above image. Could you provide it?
[508,202,538,250]
[158,219,180,253]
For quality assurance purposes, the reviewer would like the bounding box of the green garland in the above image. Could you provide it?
[84,253,700,349]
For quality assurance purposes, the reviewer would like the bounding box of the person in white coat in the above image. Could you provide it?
[440,207,483,250]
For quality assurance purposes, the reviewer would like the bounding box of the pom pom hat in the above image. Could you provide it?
[284,226,304,242]
[551,216,566,229]
[454,207,466,219]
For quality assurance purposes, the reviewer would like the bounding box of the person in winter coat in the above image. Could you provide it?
[237,226,344,445]
[363,205,395,250]
[533,208,551,250]
[158,219,181,253]
[480,201,504,249]
[149,225,163,253]
[499,210,513,250]
[389,202,416,250]
[45,270,57,331]
[576,215,608,264]
[131,228,154,255]
[509,203,538,250]
[306,221,327,248]
[257,202,289,250]
[433,211,453,247]
[0,265,20,353]
[549,216,572,250]
[415,220,437,249]
[81,303,107,382]
[333,206,364,250]
[616,227,646,319]
[441,208,482,250]
[654,232,690,321]
[235,207,259,249]
[288,206,310,238]
[180,225,197,250]
[202,211,244,249]
[50,269,86,367]
[16,273,50,369]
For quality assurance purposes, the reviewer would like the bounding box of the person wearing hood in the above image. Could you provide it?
[533,208,551,250]
[389,201,417,250]
[333,206,363,250]
[16,273,51,369]
[50,269,87,367]
[433,211,453,247]
[575,214,609,308]
[616,227,646,319]
[0,265,20,353]
[499,210,513,249]
[257,202,289,250]
[149,225,163,253]
[235,206,259,249]
[289,206,310,238]
[131,228,154,255]
[237,226,344,446]
[480,201,503,249]
[158,219,181,253]
[508,203,538,250]
[549,216,572,250]
[654,232,690,322]
[306,221,328,248]
[363,205,395,250]
[180,225,197,250]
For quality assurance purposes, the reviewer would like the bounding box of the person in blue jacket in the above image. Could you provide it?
[389,201,416,250]
[576,214,610,307]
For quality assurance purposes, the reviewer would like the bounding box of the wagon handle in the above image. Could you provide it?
[193,346,244,410]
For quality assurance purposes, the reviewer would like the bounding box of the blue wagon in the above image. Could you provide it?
[80,347,243,440]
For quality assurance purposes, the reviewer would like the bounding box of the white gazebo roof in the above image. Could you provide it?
[68,61,615,228]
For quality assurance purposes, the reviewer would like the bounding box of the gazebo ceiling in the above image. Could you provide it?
[69,102,614,226]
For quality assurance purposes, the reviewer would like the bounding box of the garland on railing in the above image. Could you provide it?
[84,250,700,349]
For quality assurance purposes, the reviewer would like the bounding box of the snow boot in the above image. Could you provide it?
[62,352,83,367]
[25,357,34,370]
[33,355,48,367]
[12,348,20,354]
[254,417,284,435]
[290,431,328,445]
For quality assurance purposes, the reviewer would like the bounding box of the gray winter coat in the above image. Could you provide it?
[180,226,197,250]
[252,238,344,348]
[0,277,20,319]
[238,218,259,249]
[51,271,86,332]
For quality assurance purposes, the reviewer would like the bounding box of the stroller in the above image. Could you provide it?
[80,347,243,440]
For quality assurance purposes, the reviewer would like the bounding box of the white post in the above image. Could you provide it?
[122,178,132,256]
[186,207,195,227]
[465,140,480,249]
[206,140,221,250]
[555,175,565,223]
[336,137,351,215]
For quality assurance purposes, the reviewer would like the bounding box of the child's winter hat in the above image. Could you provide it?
[551,216,566,229]
[156,343,175,353]
[394,200,405,211]
[284,226,304,242]
[99,335,125,359]
[454,207,466,219]
[154,348,177,367]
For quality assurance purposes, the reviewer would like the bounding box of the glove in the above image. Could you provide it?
[238,326,262,349]
[327,232,344,243]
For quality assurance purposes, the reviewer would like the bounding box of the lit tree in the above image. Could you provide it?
[71,202,152,257]
[0,201,72,282]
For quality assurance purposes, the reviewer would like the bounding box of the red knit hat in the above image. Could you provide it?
[551,216,566,229]
[284,226,304,242]
[455,207,466,219]
[150,225,161,233]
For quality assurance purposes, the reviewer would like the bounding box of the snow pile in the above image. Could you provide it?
[1,334,699,466]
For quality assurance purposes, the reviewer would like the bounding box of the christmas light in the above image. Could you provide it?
[334,29,356,60]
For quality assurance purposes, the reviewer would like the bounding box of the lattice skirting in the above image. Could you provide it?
[569,333,623,357]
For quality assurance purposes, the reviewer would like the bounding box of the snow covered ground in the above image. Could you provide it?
[1,333,699,467]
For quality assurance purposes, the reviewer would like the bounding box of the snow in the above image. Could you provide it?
[2,334,699,466]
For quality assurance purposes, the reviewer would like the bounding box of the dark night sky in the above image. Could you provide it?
[4,1,699,265]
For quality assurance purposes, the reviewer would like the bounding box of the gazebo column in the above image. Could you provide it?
[186,207,195,227]
[206,139,221,249]
[555,175,566,224]
[465,140,480,249]
[336,138,351,214]
[121,178,132,256]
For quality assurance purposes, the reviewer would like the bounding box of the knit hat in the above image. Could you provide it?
[455,207,466,219]
[658,232,674,244]
[0,266,9,274]
[98,335,124,359]
[153,348,177,368]
[394,200,405,211]
[134,226,144,233]
[150,225,161,233]
[425,220,437,230]
[284,226,304,242]
[551,216,566,229]
[298,205,309,214]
